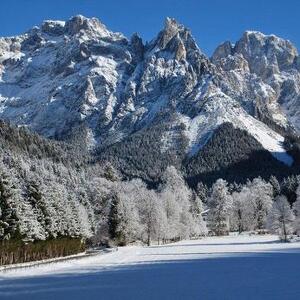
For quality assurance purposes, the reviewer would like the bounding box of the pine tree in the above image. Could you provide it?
[281,176,298,203]
[196,182,208,204]
[270,175,281,197]
[207,179,232,236]
[108,194,122,242]
[103,163,120,182]
[25,179,46,226]
[0,171,19,240]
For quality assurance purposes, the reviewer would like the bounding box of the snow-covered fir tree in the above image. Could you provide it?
[0,167,20,240]
[207,179,232,236]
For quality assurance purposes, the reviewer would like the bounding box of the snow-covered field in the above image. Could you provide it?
[1,234,300,299]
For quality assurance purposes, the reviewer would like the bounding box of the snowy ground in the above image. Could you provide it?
[1,234,300,299]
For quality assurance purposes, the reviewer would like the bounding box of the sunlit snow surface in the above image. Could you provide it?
[1,234,300,299]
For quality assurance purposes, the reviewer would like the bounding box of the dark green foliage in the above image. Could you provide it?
[184,123,294,187]
[269,175,281,197]
[108,195,120,241]
[102,163,120,182]
[196,181,208,204]
[97,122,188,183]
[107,195,126,246]
[0,172,19,240]
[280,175,300,203]
[0,120,90,167]
[96,122,299,189]
[283,134,300,165]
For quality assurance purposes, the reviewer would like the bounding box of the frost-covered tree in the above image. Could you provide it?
[155,201,168,245]
[139,189,160,246]
[159,189,181,241]
[40,183,62,238]
[196,182,208,204]
[207,179,232,236]
[102,163,120,182]
[267,196,294,242]
[87,177,116,243]
[108,192,140,245]
[159,166,206,241]
[190,192,207,236]
[18,179,48,241]
[247,178,273,230]
[230,189,250,233]
[76,187,95,237]
[39,182,86,239]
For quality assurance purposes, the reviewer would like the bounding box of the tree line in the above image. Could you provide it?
[203,176,300,242]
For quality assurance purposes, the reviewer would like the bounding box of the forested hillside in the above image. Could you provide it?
[184,123,295,186]
[0,122,96,264]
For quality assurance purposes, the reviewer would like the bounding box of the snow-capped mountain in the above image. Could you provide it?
[0,15,299,175]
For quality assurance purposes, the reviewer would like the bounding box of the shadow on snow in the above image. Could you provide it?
[1,248,300,300]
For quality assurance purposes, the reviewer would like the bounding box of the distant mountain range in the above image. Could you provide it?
[1,15,300,183]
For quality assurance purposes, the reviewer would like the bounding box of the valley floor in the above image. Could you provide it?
[1,234,300,299]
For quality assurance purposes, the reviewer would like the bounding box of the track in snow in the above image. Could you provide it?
[1,234,300,299]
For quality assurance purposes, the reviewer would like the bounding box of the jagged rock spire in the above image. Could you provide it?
[156,17,187,50]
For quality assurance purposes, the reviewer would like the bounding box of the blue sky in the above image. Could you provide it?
[0,0,299,55]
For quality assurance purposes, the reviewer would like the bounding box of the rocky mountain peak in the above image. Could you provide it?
[235,31,298,75]
[159,17,185,47]
[64,15,88,34]
[146,17,209,77]
[130,33,144,63]
[213,31,299,75]
[40,15,119,40]
[211,30,300,137]
[154,17,191,51]
[64,15,104,36]
[41,20,65,36]
[212,41,233,61]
